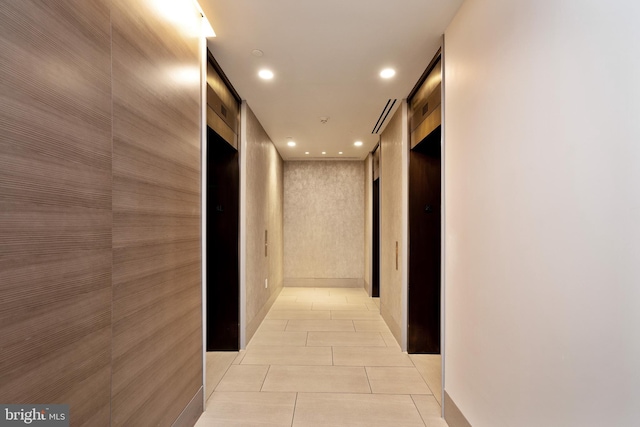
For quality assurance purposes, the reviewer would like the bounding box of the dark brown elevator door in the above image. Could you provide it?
[408,127,441,354]
[372,178,380,298]
[206,126,239,350]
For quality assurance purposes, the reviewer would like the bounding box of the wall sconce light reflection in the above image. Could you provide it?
[170,66,200,85]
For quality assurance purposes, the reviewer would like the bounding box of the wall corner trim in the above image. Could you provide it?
[172,387,204,427]
[246,286,283,344]
[444,391,472,427]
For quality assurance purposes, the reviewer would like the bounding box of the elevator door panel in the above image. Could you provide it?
[408,127,441,353]
[206,127,239,351]
[372,178,380,298]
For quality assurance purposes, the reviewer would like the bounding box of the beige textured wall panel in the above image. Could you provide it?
[111,0,202,425]
[0,2,112,425]
[379,105,406,346]
[284,161,364,280]
[244,103,284,342]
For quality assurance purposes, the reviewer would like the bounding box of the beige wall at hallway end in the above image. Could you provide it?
[284,161,364,281]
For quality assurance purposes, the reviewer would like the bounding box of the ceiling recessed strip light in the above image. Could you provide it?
[258,69,274,80]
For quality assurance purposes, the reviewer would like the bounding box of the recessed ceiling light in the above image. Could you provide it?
[305,152,310,155]
[258,69,274,80]
[354,141,363,147]
[338,152,343,155]
[380,68,396,79]
[321,151,326,155]
[287,141,296,147]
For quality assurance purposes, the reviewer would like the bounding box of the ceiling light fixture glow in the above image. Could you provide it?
[339,152,343,155]
[354,141,363,147]
[287,141,296,147]
[305,152,310,155]
[380,68,396,79]
[321,151,326,155]
[258,69,274,80]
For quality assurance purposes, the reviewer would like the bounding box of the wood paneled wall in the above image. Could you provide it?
[0,1,113,425]
[110,0,202,425]
[0,1,203,426]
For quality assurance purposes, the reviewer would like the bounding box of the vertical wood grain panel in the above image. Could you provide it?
[0,1,112,426]
[110,0,202,425]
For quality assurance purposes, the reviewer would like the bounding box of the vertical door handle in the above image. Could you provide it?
[395,241,398,270]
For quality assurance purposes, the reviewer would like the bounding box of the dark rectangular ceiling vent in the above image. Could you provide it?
[372,99,397,134]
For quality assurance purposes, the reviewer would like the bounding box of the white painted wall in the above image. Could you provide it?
[444,1,640,426]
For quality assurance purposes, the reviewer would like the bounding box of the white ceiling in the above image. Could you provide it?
[199,0,463,160]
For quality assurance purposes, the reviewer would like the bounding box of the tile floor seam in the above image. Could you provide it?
[410,355,438,398]
[363,366,373,394]
[259,364,272,392]
[378,331,386,347]
[211,353,240,394]
[410,394,429,427]
[419,373,436,396]
[290,392,298,427]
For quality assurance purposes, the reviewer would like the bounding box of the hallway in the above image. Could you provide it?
[197,287,445,426]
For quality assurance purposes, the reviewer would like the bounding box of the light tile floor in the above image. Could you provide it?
[196,287,447,427]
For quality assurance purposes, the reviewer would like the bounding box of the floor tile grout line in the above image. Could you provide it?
[290,392,298,427]
[210,352,241,396]
[410,394,429,427]
[259,364,272,392]
[410,356,437,397]
[363,365,373,394]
